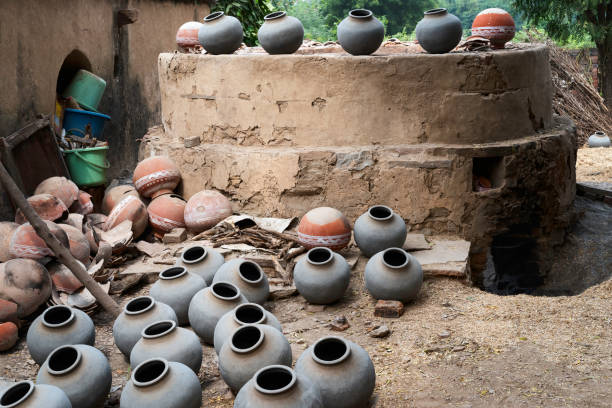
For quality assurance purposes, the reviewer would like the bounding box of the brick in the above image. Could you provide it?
[184,136,201,148]
[374,300,404,318]
[162,228,187,244]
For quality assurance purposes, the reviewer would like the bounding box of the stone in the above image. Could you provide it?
[184,136,201,148]
[374,300,404,318]
[410,239,470,278]
[369,325,391,338]
[304,304,326,313]
[438,330,451,339]
[163,227,187,244]
[403,233,432,251]
[269,284,298,300]
[329,315,350,331]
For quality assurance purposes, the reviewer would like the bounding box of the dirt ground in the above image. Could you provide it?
[576,147,612,183]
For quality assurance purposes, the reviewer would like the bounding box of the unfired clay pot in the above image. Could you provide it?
[258,12,304,55]
[353,205,407,257]
[9,221,69,261]
[415,8,463,54]
[0,259,51,318]
[364,247,423,302]
[149,267,206,325]
[212,259,269,305]
[176,245,225,285]
[471,8,515,49]
[102,185,139,215]
[337,9,384,55]
[15,194,68,225]
[297,207,352,250]
[0,321,18,352]
[0,381,71,408]
[184,190,232,233]
[104,195,148,238]
[68,190,94,215]
[0,222,18,262]
[176,21,203,50]
[147,194,186,238]
[58,224,90,266]
[198,11,244,55]
[294,247,350,304]
[588,131,611,148]
[133,156,181,199]
[34,177,79,209]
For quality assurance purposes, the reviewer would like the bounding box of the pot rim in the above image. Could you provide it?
[238,261,264,284]
[424,8,448,16]
[42,305,75,328]
[132,358,170,387]
[46,345,82,376]
[204,11,224,22]
[181,245,208,264]
[211,281,242,301]
[381,248,410,269]
[0,381,35,408]
[159,266,188,280]
[230,325,265,354]
[367,205,394,221]
[124,296,156,316]
[253,365,297,395]
[141,320,177,339]
[306,247,334,266]
[264,11,286,20]
[349,9,373,19]
[311,336,352,365]
[233,303,266,325]
[593,131,606,136]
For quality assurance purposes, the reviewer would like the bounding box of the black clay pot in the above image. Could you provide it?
[258,12,304,54]
[336,9,384,56]
[415,8,462,54]
[198,11,243,55]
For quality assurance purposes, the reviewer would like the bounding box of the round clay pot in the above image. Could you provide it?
[294,247,350,304]
[26,305,95,365]
[354,205,407,257]
[297,207,352,251]
[0,321,19,352]
[212,259,270,305]
[176,245,225,285]
[184,190,232,233]
[36,344,112,408]
[120,358,202,408]
[415,8,463,54]
[149,267,206,325]
[0,259,51,318]
[34,177,79,208]
[133,156,181,199]
[58,224,90,267]
[198,11,243,55]
[113,296,178,358]
[15,194,68,225]
[214,302,281,354]
[188,281,247,344]
[104,195,148,238]
[471,8,515,49]
[234,365,323,408]
[218,324,292,393]
[130,320,202,374]
[0,222,19,262]
[364,247,423,302]
[588,131,611,148]
[295,336,375,408]
[9,221,69,261]
[258,12,304,55]
[0,298,19,323]
[102,185,138,215]
[68,190,94,215]
[147,194,186,238]
[176,21,203,50]
[337,9,384,56]
[48,261,85,294]
[0,381,71,408]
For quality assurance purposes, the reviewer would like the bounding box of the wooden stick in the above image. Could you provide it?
[0,161,121,317]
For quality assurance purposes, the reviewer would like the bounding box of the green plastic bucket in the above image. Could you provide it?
[62,69,107,112]
[63,146,110,187]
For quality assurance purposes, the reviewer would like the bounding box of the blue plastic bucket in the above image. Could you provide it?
[63,108,111,139]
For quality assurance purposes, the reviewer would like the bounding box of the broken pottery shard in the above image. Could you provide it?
[134,241,165,257]
[269,284,297,300]
[369,325,391,338]
[64,213,85,231]
[100,220,134,253]
[48,262,84,294]
[63,282,110,309]
[374,300,404,318]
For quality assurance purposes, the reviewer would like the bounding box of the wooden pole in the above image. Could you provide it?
[0,161,120,317]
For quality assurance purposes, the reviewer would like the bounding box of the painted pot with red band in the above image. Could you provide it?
[148,194,186,238]
[133,156,181,199]
[176,21,203,50]
[297,207,352,251]
[471,8,516,49]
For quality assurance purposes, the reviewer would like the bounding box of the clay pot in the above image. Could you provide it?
[120,358,202,408]
[297,207,352,250]
[337,9,384,56]
[212,259,270,305]
[0,381,71,408]
[364,247,423,302]
[415,8,463,54]
[48,261,85,294]
[84,222,99,255]
[149,267,206,325]
[218,324,292,393]
[184,190,232,233]
[176,245,224,286]
[0,259,51,318]
[0,321,18,352]
[9,221,69,261]
[102,185,139,215]
[354,205,407,257]
[176,21,203,50]
[295,336,376,408]
[133,156,181,199]
[588,131,611,148]
[26,305,95,365]
[188,281,247,344]
[68,190,94,215]
[15,194,68,225]
[258,12,304,55]
[0,299,19,323]
[198,11,243,55]
[58,224,90,266]
[34,177,78,209]
[104,195,148,238]
[0,222,18,262]
[213,302,281,354]
[234,365,323,408]
[294,247,350,304]
[87,213,107,229]
[147,194,186,238]
[471,8,515,49]
[36,344,112,408]
[113,296,178,358]
[131,320,202,374]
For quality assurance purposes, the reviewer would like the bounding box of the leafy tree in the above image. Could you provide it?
[271,0,335,41]
[440,0,524,31]
[512,0,612,108]
[214,0,272,46]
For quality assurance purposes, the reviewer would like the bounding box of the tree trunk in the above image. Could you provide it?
[598,32,612,110]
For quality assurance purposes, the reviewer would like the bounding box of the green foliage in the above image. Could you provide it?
[438,0,524,31]
[214,0,272,46]
[272,0,335,41]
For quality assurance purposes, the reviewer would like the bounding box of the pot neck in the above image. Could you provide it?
[367,205,394,222]
[254,365,297,395]
[349,9,373,20]
[306,247,334,266]
[233,303,267,325]
[181,246,208,264]
[204,11,224,22]
[46,346,82,376]
[264,11,286,21]
[311,336,351,365]
[132,358,170,387]
[211,281,241,301]
[230,325,265,354]
[0,381,35,408]
[159,266,187,280]
[124,296,156,316]
[142,320,177,339]
[42,305,75,328]
[424,8,448,17]
[381,248,410,269]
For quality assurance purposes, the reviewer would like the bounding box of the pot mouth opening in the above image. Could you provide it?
[349,9,373,19]
[594,131,605,135]
[382,248,410,269]
[132,358,169,387]
[212,281,241,300]
[234,303,266,325]
[368,205,393,221]
[204,11,224,22]
[265,11,286,20]
[125,296,155,315]
[239,261,264,284]
[424,8,447,15]
[312,336,351,365]
[42,305,75,327]
[47,345,82,375]
[254,365,297,395]
[182,246,208,264]
[306,247,333,265]
[0,381,35,407]
[142,320,176,339]
[231,325,264,353]
[159,266,187,280]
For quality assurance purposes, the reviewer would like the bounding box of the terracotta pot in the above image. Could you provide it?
[48,261,85,294]
[15,194,68,224]
[337,9,384,56]
[104,195,148,238]
[176,245,225,286]
[353,205,407,257]
[176,21,203,50]
[0,298,19,323]
[184,190,232,233]
[471,8,515,49]
[9,221,69,261]
[0,259,51,318]
[148,194,186,238]
[86,213,107,229]
[415,8,463,54]
[364,248,423,302]
[297,207,352,250]
[0,321,18,352]
[68,190,94,215]
[198,11,244,55]
[58,224,91,266]
[102,185,139,215]
[212,259,270,305]
[133,156,181,199]
[149,267,206,325]
[0,381,71,408]
[0,222,19,262]
[84,222,99,255]
[34,177,79,208]
[294,247,350,304]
